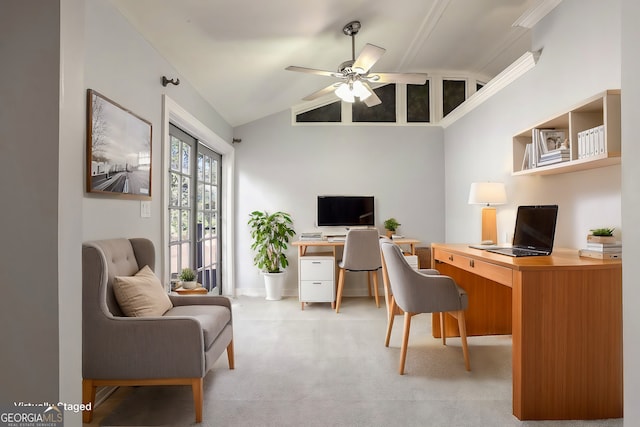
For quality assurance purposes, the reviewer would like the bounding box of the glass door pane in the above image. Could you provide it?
[196,144,221,294]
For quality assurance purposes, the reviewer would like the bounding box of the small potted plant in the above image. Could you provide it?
[384,218,401,238]
[179,267,197,289]
[588,227,616,244]
[248,210,296,300]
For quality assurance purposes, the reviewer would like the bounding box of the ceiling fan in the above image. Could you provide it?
[286,21,428,107]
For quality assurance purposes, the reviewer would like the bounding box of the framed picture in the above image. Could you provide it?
[86,89,152,199]
[539,129,567,153]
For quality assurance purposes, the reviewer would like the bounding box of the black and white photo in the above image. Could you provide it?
[86,89,152,199]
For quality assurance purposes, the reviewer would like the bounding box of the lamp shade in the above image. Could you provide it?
[335,80,371,103]
[468,182,507,206]
[335,83,355,103]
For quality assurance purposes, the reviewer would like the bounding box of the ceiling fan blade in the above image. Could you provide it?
[302,83,339,101]
[286,66,336,78]
[363,84,382,107]
[352,43,386,73]
[369,72,428,84]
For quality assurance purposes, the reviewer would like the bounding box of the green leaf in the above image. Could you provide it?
[248,210,296,273]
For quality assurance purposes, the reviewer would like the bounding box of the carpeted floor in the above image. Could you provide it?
[87,296,623,427]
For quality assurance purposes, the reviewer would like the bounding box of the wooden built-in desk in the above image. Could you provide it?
[431,243,622,421]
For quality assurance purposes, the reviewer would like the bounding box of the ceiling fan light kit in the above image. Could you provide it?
[286,20,427,107]
[336,80,372,103]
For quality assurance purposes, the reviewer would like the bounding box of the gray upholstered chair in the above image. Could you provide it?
[335,228,383,313]
[380,239,470,374]
[81,238,234,423]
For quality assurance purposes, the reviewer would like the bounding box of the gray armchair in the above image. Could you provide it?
[380,239,470,374]
[81,238,234,423]
[335,228,383,312]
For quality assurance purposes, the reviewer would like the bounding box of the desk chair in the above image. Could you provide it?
[380,239,470,374]
[335,229,382,313]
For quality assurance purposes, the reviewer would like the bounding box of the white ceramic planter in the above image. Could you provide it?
[181,280,198,289]
[263,271,285,300]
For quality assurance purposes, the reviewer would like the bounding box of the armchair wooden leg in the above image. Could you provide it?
[385,297,396,347]
[399,312,413,375]
[335,268,345,313]
[192,378,204,423]
[440,312,447,346]
[457,310,471,371]
[367,271,372,297]
[82,379,95,423]
[227,340,235,369]
[372,271,380,308]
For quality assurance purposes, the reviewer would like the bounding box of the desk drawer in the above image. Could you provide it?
[434,249,512,287]
[300,258,334,280]
[300,280,334,301]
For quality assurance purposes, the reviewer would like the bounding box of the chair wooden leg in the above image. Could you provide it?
[192,378,204,423]
[227,340,235,369]
[399,312,412,375]
[335,268,345,313]
[457,310,471,371]
[385,297,396,347]
[372,271,380,308]
[82,379,95,423]
[440,312,447,346]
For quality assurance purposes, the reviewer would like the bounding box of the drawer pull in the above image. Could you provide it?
[312,282,322,285]
[470,259,475,268]
[449,255,454,261]
[311,261,322,264]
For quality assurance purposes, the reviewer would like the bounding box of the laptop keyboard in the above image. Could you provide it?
[510,248,544,256]
[488,247,547,257]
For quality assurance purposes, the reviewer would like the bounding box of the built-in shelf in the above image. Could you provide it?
[512,89,621,176]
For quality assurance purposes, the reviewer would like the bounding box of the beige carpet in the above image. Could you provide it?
[89,296,622,427]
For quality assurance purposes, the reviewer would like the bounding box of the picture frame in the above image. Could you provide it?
[539,129,566,154]
[86,89,152,199]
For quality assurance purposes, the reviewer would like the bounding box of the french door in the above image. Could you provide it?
[168,124,222,294]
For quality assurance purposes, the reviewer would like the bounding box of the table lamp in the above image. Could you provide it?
[468,182,507,245]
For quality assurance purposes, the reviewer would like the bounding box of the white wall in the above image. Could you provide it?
[444,0,622,248]
[621,0,640,424]
[234,110,445,295]
[83,0,233,270]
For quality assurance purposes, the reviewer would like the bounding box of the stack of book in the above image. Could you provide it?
[538,148,570,167]
[579,235,622,259]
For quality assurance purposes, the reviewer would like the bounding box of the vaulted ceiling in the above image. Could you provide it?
[111,0,545,127]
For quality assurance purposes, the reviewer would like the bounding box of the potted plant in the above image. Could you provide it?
[384,218,401,238]
[179,267,197,289]
[248,210,296,300]
[588,227,616,244]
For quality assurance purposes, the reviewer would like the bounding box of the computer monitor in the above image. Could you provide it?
[316,196,375,227]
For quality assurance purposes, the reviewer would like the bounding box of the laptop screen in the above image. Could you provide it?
[512,205,558,251]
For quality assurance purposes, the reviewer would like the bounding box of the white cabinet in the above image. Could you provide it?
[299,254,335,307]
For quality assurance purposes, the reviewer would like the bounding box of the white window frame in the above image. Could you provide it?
[162,95,235,296]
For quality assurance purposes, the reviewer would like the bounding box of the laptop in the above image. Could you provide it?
[487,205,558,257]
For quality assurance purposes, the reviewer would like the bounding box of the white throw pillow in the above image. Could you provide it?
[113,265,173,317]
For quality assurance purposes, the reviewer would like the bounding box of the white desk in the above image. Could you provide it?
[292,238,421,310]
